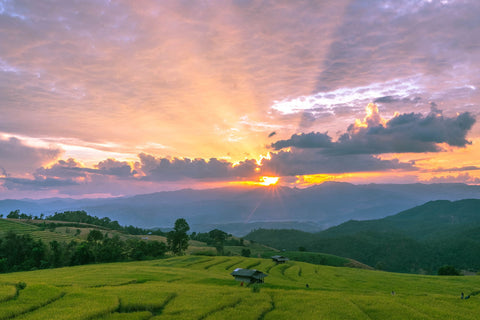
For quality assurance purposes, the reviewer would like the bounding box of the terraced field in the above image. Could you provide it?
[0,219,79,243]
[1,256,479,319]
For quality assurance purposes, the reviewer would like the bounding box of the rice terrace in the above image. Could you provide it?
[1,255,479,319]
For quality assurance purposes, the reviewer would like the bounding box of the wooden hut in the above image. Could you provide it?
[271,255,289,264]
[230,268,267,284]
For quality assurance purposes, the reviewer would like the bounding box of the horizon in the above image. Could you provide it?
[1,1,480,199]
[1,180,478,202]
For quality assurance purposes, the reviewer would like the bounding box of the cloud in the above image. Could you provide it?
[0,136,62,174]
[430,165,480,173]
[271,105,476,155]
[1,176,78,191]
[35,158,136,180]
[271,132,332,150]
[95,159,137,178]
[138,153,258,181]
[260,149,414,176]
[268,131,277,138]
[423,173,480,185]
[315,1,480,92]
[0,0,349,162]
[2,158,137,195]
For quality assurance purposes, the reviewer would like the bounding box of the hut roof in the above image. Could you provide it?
[271,255,289,261]
[230,268,267,279]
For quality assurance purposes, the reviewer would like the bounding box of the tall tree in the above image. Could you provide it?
[208,229,227,255]
[167,218,190,255]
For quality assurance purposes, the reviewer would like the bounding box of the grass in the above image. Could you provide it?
[0,219,79,243]
[0,256,479,319]
[0,284,16,302]
[0,284,64,320]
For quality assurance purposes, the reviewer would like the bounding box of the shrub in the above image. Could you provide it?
[437,265,460,276]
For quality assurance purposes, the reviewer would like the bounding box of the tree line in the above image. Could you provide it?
[0,229,167,273]
[0,210,194,273]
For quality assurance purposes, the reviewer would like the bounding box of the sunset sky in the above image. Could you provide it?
[1,0,480,199]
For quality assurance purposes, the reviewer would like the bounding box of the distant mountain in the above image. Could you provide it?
[1,182,479,236]
[245,199,480,273]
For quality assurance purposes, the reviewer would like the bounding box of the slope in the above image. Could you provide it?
[0,256,479,319]
[246,199,480,273]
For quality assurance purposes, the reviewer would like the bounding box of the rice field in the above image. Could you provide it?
[0,219,79,243]
[0,256,479,319]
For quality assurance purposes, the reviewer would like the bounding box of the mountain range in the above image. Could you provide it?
[1,182,479,236]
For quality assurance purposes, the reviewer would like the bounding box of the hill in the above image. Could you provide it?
[0,256,479,319]
[1,182,480,235]
[0,215,367,273]
[246,199,480,273]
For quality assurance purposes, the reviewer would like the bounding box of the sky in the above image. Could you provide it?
[1,0,480,199]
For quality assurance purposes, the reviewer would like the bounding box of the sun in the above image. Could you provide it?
[259,176,279,186]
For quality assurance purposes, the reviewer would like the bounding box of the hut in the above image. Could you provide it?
[271,255,289,264]
[230,268,267,284]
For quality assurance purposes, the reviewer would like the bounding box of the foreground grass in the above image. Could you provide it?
[1,256,479,319]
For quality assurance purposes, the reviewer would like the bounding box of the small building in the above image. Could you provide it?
[271,255,289,264]
[230,268,267,284]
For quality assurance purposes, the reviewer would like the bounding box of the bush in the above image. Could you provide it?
[241,248,251,257]
[16,282,27,290]
[251,284,261,293]
[438,265,461,276]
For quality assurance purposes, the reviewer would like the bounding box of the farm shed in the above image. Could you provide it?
[271,255,289,264]
[231,268,267,284]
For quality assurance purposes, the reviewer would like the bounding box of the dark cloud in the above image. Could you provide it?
[268,131,277,138]
[271,109,476,155]
[35,158,136,180]
[0,137,62,174]
[425,173,480,184]
[1,158,137,195]
[271,132,332,150]
[298,112,317,128]
[95,159,136,178]
[260,149,414,176]
[374,96,398,103]
[431,166,480,173]
[1,176,78,191]
[138,153,258,181]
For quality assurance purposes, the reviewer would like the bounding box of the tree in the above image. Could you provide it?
[438,265,461,276]
[209,229,227,255]
[87,229,104,242]
[167,218,190,255]
[241,248,251,257]
[7,210,20,219]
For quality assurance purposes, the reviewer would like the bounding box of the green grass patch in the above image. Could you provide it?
[0,284,64,320]
[0,257,479,319]
[0,284,16,302]
[13,288,118,320]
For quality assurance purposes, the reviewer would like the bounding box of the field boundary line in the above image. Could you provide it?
[183,257,215,268]
[224,259,244,270]
[245,261,261,269]
[257,292,275,320]
[0,292,66,320]
[197,298,242,320]
[204,258,231,270]
[347,298,373,320]
[264,263,277,273]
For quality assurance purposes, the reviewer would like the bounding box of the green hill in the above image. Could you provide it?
[0,219,79,243]
[0,256,479,319]
[246,199,480,273]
